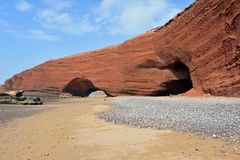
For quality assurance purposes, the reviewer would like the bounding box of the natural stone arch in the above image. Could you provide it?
[138,58,193,96]
[153,60,193,96]
[63,78,111,97]
[63,78,99,97]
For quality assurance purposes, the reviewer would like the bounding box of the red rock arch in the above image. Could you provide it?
[138,59,193,96]
[63,78,111,97]
[160,62,193,95]
[63,78,99,97]
[156,60,193,96]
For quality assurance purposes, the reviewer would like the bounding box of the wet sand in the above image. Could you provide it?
[0,98,239,160]
[0,92,60,124]
[0,105,49,124]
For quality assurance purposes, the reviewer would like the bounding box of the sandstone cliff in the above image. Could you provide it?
[1,0,240,97]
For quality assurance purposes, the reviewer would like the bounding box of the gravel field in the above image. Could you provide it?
[97,96,240,138]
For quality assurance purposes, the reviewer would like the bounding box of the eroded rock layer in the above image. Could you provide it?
[1,0,240,97]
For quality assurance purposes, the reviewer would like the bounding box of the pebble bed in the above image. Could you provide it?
[97,96,240,138]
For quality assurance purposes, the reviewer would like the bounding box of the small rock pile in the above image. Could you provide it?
[0,90,43,105]
[59,93,74,98]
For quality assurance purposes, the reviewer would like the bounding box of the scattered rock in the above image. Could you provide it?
[16,96,27,101]
[212,134,217,138]
[205,93,211,97]
[0,90,24,97]
[0,90,43,105]
[43,153,50,156]
[21,97,43,105]
[59,93,73,98]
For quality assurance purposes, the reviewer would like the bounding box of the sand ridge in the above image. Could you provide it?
[0,98,239,160]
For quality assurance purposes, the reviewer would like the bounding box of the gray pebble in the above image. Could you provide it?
[97,96,240,140]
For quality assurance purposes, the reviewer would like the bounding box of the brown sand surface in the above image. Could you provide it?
[0,98,239,160]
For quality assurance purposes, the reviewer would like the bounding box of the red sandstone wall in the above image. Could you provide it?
[1,0,239,97]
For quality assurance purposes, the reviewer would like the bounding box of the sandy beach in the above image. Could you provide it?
[0,98,239,160]
[0,0,239,159]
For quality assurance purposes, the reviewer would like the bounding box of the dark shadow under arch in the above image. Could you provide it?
[138,59,193,96]
[152,60,193,96]
[63,78,111,97]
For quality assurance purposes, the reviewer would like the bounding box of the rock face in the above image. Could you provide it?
[0,0,239,97]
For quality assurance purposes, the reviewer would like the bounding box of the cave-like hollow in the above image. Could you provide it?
[63,78,99,97]
[152,61,193,96]
[63,78,111,97]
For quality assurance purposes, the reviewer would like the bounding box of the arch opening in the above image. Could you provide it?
[63,78,110,97]
[151,60,193,96]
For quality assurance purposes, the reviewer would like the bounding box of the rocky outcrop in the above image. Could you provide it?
[0,90,24,97]
[0,97,43,105]
[0,90,43,105]
[0,0,239,97]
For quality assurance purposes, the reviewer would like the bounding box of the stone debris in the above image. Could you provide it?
[0,90,43,105]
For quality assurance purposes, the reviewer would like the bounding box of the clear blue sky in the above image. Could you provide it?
[0,0,194,84]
